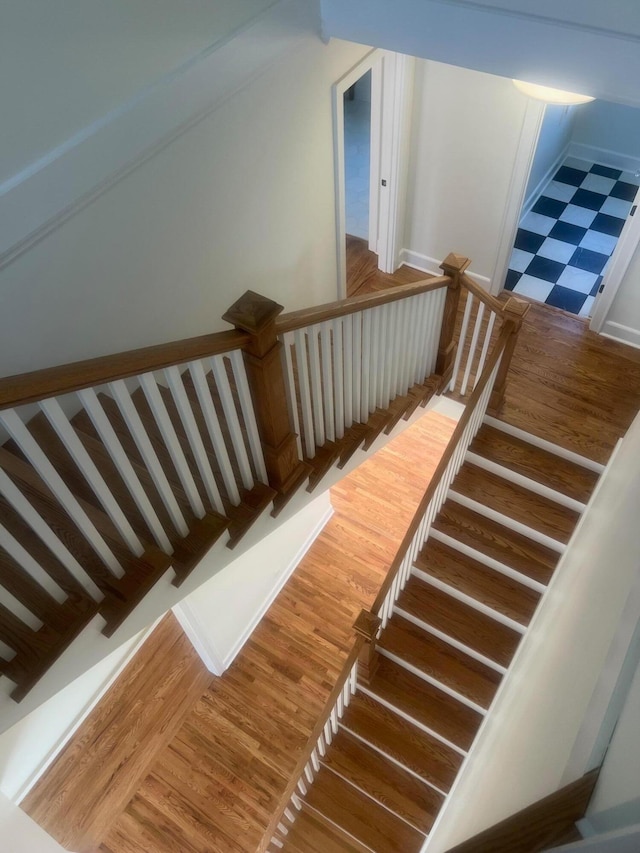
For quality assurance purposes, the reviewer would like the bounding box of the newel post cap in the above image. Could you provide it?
[222,290,285,334]
[440,253,472,277]
[353,609,382,642]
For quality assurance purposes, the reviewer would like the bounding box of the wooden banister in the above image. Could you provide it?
[0,329,249,411]
[459,271,506,317]
[370,323,512,618]
[436,254,471,388]
[223,290,311,504]
[258,635,365,853]
[276,275,450,334]
[489,296,531,412]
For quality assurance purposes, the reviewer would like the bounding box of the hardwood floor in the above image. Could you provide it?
[20,243,640,851]
[23,409,455,853]
[346,235,430,296]
[496,295,640,463]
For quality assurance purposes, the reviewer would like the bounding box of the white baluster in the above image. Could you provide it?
[342,316,353,430]
[377,306,389,408]
[307,326,325,447]
[450,290,474,393]
[139,372,205,519]
[361,309,372,421]
[0,408,124,577]
[388,301,401,401]
[229,350,269,482]
[109,380,189,538]
[280,335,303,461]
[397,298,411,395]
[311,749,320,772]
[293,329,316,458]
[474,311,497,391]
[461,302,485,396]
[320,322,335,443]
[332,318,345,440]
[0,578,42,631]
[0,467,103,600]
[187,360,240,506]
[40,398,144,557]
[352,312,362,423]
[371,307,382,410]
[77,388,174,552]
[0,519,67,604]
[163,366,224,515]
[209,355,254,490]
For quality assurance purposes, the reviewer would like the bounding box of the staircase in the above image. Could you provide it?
[269,416,603,853]
[3,251,524,728]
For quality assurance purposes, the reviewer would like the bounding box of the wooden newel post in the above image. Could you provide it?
[223,290,309,505]
[489,297,531,412]
[353,609,381,685]
[436,253,472,391]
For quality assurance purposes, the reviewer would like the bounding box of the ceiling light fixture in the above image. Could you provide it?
[512,79,595,105]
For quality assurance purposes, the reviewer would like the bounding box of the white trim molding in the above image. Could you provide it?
[400,249,492,290]
[0,0,313,272]
[173,501,334,675]
[568,142,640,176]
[600,321,640,350]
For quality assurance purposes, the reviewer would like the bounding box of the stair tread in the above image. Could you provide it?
[341,692,462,793]
[415,538,540,626]
[452,462,580,544]
[322,729,441,834]
[378,615,501,710]
[367,657,482,752]
[472,424,598,504]
[397,575,521,668]
[304,766,425,853]
[280,809,370,853]
[432,501,557,586]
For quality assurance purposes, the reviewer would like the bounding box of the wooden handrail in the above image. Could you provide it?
[0,329,249,411]
[258,635,365,853]
[370,323,512,617]
[459,272,506,317]
[275,275,450,334]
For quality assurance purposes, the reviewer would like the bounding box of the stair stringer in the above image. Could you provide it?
[0,391,449,734]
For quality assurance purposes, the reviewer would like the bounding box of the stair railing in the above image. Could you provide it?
[366,319,516,645]
[261,637,364,852]
[0,252,526,704]
[260,305,529,851]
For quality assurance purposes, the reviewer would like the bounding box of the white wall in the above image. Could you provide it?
[524,104,577,211]
[425,413,640,852]
[602,243,640,349]
[402,60,528,283]
[0,10,370,377]
[585,660,640,827]
[0,793,66,852]
[0,0,274,183]
[571,101,640,171]
[174,491,333,673]
[320,0,640,108]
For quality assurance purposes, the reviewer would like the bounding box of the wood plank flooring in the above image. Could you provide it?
[23,408,455,852]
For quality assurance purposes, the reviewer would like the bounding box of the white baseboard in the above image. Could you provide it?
[399,249,492,290]
[173,503,334,675]
[568,142,640,176]
[600,321,640,350]
[521,143,570,217]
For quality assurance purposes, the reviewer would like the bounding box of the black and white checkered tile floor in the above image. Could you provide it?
[505,157,639,317]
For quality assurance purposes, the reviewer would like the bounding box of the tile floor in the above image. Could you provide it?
[505,157,639,317]
[344,97,371,240]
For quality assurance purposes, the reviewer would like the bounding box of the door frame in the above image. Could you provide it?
[332,50,414,298]
[589,186,640,333]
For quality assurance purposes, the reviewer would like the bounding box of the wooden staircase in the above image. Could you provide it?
[271,416,602,853]
[0,367,439,705]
